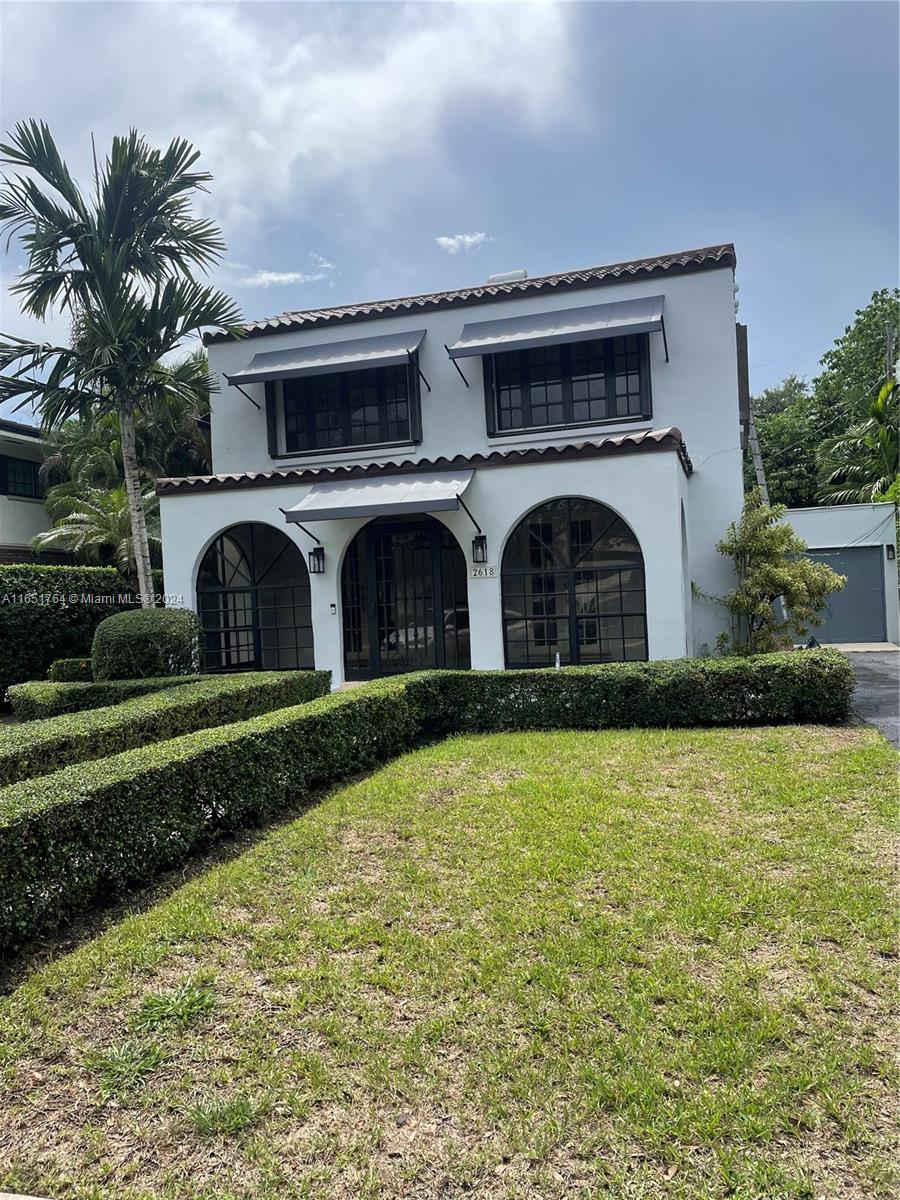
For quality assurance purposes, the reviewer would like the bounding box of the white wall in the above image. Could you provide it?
[161,449,689,686]
[0,431,50,549]
[203,264,744,654]
[785,503,899,644]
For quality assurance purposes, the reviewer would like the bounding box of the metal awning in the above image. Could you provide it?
[227,329,427,385]
[447,296,665,359]
[283,469,474,523]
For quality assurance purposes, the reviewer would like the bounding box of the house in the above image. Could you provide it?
[0,417,58,565]
[157,243,759,684]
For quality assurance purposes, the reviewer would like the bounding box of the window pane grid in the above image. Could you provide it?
[1,456,42,498]
[284,362,414,453]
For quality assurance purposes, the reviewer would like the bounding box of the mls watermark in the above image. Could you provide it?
[0,592,184,607]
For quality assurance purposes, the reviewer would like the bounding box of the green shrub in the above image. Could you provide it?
[7,675,202,722]
[0,670,331,785]
[0,651,851,952]
[48,657,92,682]
[0,564,141,699]
[92,609,203,680]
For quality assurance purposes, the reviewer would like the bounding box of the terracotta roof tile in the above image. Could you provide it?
[204,244,735,345]
[156,427,692,496]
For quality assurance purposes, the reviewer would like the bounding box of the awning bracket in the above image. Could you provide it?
[456,493,481,534]
[225,375,261,411]
[661,315,669,363]
[278,508,320,543]
[408,349,431,393]
[445,345,470,387]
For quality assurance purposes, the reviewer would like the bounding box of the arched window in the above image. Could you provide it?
[197,523,314,671]
[501,498,646,667]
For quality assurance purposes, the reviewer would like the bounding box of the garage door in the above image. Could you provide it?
[806,546,886,643]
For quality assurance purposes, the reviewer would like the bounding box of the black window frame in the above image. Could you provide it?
[482,334,652,437]
[0,454,43,499]
[269,357,422,459]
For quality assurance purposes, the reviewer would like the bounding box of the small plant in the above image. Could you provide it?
[707,489,847,654]
[130,978,216,1033]
[186,1092,269,1138]
[85,1039,167,1099]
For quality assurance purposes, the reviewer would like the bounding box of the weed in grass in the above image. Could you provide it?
[186,1092,270,1138]
[84,1038,168,1099]
[129,976,215,1032]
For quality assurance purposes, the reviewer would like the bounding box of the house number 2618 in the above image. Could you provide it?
[471,565,496,579]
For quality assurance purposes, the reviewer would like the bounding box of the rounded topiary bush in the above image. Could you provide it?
[91,609,203,681]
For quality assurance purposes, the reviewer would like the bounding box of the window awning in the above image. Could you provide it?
[446,296,665,359]
[282,469,474,523]
[227,329,427,385]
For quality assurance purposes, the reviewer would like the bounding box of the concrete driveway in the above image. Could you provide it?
[844,650,900,748]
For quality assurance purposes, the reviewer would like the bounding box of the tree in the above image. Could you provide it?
[31,485,160,592]
[0,121,240,605]
[813,288,899,424]
[817,379,899,504]
[743,375,821,507]
[709,489,846,655]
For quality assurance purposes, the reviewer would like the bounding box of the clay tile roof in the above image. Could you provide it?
[204,244,735,345]
[155,427,692,496]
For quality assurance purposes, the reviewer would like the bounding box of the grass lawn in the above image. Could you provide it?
[0,725,895,1200]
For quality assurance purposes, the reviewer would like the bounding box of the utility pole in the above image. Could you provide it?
[747,398,770,503]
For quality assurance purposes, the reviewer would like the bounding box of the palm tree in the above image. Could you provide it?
[31,485,161,591]
[817,380,899,504]
[0,121,241,604]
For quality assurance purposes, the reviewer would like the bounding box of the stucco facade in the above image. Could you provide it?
[159,246,748,685]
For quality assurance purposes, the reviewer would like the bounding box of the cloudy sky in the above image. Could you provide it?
[1,0,897,420]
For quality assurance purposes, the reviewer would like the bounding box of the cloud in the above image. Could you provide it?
[225,253,337,289]
[434,232,492,255]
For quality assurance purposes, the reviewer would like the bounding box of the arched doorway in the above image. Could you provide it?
[501,498,647,667]
[197,523,314,671]
[341,516,470,679]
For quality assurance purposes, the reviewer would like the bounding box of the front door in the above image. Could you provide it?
[342,517,470,679]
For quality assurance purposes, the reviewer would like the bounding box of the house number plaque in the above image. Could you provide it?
[470,565,497,579]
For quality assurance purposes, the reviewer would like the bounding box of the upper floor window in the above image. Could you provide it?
[0,455,42,498]
[484,334,651,436]
[279,361,420,455]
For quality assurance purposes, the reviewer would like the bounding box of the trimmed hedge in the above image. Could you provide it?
[0,651,853,951]
[92,609,203,680]
[0,564,142,699]
[48,658,92,682]
[0,670,331,786]
[7,675,203,722]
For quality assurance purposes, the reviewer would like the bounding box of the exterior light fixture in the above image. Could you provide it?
[472,534,488,564]
[887,544,896,561]
[308,546,326,574]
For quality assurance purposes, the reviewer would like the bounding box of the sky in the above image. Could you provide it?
[0,0,897,422]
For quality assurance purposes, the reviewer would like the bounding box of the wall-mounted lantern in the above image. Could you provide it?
[308,546,326,574]
[472,534,488,564]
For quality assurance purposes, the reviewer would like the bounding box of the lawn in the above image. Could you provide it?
[0,724,895,1200]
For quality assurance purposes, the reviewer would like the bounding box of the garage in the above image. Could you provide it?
[807,546,887,643]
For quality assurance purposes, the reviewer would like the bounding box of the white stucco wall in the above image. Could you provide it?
[785,502,899,644]
[161,450,690,686]
[0,430,50,550]
[198,263,744,656]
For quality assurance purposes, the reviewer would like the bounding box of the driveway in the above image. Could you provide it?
[844,650,900,748]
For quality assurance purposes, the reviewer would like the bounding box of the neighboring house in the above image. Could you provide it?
[159,243,754,685]
[0,417,61,565]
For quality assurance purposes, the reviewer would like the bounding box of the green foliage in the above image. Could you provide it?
[47,658,92,682]
[817,379,899,504]
[32,485,161,581]
[0,670,331,785]
[814,288,899,423]
[742,376,821,507]
[7,675,199,721]
[0,652,853,951]
[712,490,846,654]
[129,978,215,1033]
[0,563,138,698]
[186,1093,270,1138]
[84,1040,168,1100]
[92,608,203,680]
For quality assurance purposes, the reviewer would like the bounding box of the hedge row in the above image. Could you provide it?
[48,658,92,683]
[0,651,854,951]
[7,676,203,722]
[0,564,161,699]
[0,670,331,786]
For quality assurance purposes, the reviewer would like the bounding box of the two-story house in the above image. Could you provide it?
[158,243,751,686]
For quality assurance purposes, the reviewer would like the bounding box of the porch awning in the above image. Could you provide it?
[446,296,665,359]
[227,329,427,385]
[283,469,474,523]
